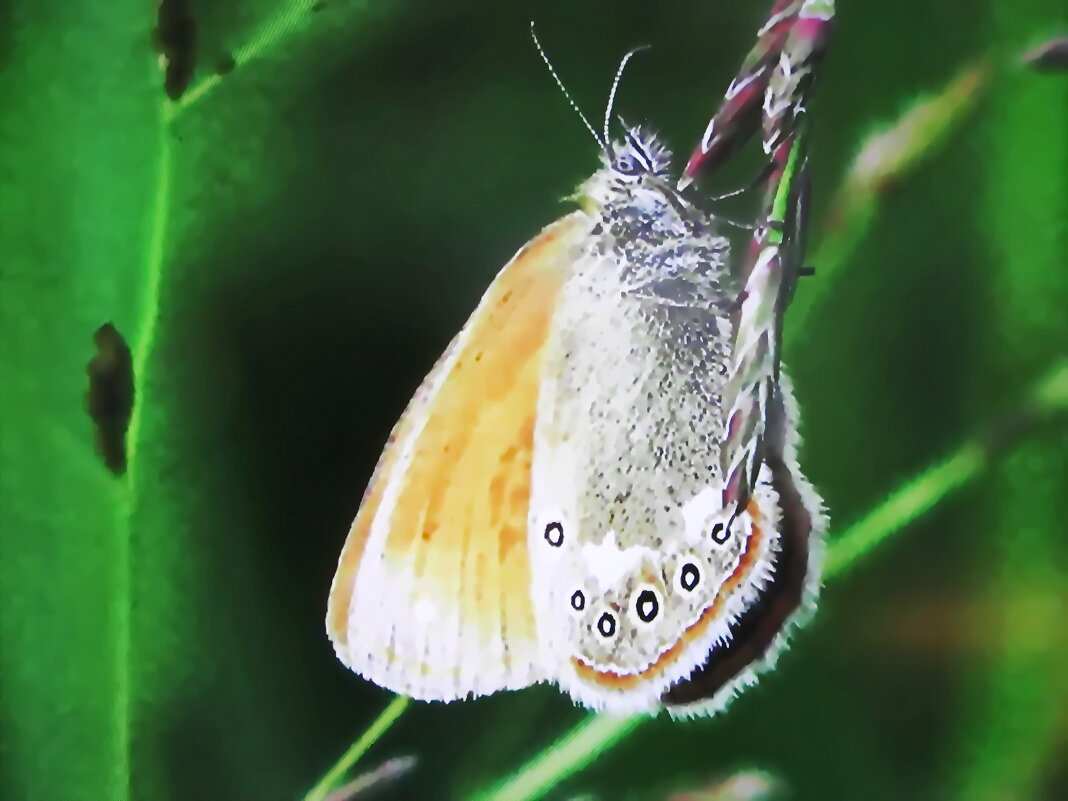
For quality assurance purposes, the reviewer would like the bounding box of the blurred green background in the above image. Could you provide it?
[1,1,1066,800]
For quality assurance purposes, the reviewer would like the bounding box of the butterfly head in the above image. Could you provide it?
[528,28,673,198]
[580,124,676,210]
[606,124,672,180]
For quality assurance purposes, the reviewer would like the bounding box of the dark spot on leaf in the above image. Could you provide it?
[155,0,197,100]
[86,323,134,476]
[215,52,236,76]
[1021,37,1068,73]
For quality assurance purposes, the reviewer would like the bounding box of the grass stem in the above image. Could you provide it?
[303,696,412,801]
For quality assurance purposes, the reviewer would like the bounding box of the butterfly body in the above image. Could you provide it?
[327,127,825,717]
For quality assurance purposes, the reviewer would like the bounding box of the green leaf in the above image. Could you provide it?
[0,2,387,797]
[0,4,159,797]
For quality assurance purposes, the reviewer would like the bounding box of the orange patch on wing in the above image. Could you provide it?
[327,213,587,691]
[572,500,768,690]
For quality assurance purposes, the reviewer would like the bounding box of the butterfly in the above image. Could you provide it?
[327,31,827,718]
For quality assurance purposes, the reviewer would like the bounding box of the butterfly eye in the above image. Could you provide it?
[679,562,700,592]
[635,589,659,623]
[615,153,641,175]
[570,590,585,611]
[596,612,616,637]
[544,521,564,547]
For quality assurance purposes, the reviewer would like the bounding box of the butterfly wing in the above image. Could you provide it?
[526,252,771,713]
[327,211,588,701]
[525,180,825,716]
[660,371,827,718]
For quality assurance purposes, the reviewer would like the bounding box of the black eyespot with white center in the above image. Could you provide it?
[597,612,616,637]
[680,562,700,592]
[570,590,585,611]
[635,589,659,622]
[710,522,730,544]
[544,521,564,547]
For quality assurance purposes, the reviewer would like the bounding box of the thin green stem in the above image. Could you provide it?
[472,715,642,801]
[170,0,323,119]
[108,488,131,801]
[322,756,417,801]
[126,102,173,476]
[114,97,174,799]
[473,361,1068,801]
[768,137,804,245]
[822,444,984,579]
[825,356,1068,575]
[303,695,411,801]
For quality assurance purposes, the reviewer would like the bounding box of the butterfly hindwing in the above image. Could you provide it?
[523,135,826,715]
[327,212,587,701]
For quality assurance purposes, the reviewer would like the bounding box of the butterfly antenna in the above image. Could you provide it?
[603,44,651,145]
[530,22,605,151]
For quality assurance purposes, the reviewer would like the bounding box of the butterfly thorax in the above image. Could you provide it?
[580,129,733,310]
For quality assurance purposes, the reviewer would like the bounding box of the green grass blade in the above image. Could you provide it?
[821,444,984,579]
[472,715,643,801]
[125,103,174,477]
[826,363,1068,580]
[303,695,412,801]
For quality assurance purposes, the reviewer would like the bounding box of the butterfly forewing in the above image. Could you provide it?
[327,212,587,701]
